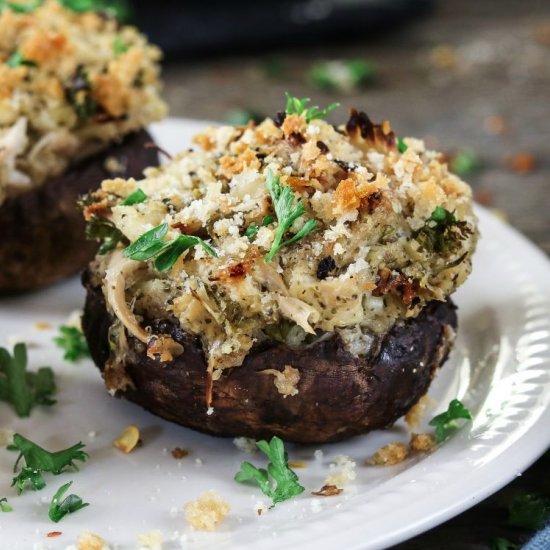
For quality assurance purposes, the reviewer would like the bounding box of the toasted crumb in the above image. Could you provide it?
[47,531,62,538]
[77,531,109,550]
[311,484,343,497]
[405,395,434,428]
[255,500,269,516]
[288,460,307,469]
[261,365,300,397]
[483,115,507,136]
[325,455,356,488]
[33,322,52,331]
[171,447,189,459]
[233,437,257,454]
[507,152,536,174]
[184,490,230,531]
[104,156,127,175]
[368,442,409,466]
[473,189,494,207]
[0,428,14,446]
[113,424,140,454]
[137,530,163,549]
[409,433,436,453]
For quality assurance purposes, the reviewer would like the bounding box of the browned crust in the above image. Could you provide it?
[0,130,159,293]
[82,276,457,444]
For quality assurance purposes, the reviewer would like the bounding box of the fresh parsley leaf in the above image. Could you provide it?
[13,466,46,493]
[245,214,274,241]
[234,436,304,507]
[122,188,146,206]
[449,149,480,177]
[508,493,550,531]
[85,216,126,255]
[284,93,340,123]
[11,434,88,494]
[415,206,471,255]
[0,344,56,418]
[54,326,90,362]
[113,35,130,57]
[48,482,89,523]
[263,55,285,78]
[264,170,317,262]
[491,537,519,550]
[308,59,375,92]
[124,223,217,272]
[59,0,131,19]
[0,497,12,512]
[153,235,217,272]
[2,1,43,13]
[397,137,408,153]
[225,108,264,126]
[7,51,37,68]
[245,224,259,240]
[124,223,169,260]
[429,399,472,443]
[66,65,97,120]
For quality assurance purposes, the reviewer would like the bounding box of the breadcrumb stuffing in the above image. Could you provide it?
[0,0,166,204]
[325,454,356,488]
[367,442,409,466]
[405,394,435,428]
[184,490,230,531]
[0,427,14,446]
[137,530,163,550]
[76,531,110,550]
[409,432,436,453]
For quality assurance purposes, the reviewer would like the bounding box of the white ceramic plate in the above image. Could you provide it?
[1,118,549,550]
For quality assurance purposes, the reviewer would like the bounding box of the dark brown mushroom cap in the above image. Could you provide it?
[0,130,159,293]
[83,274,457,444]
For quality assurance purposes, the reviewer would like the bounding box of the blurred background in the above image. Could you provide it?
[114,0,550,547]
[126,0,550,257]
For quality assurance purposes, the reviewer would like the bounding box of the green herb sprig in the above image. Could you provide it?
[124,223,217,272]
[245,214,274,241]
[0,498,12,512]
[122,188,147,206]
[66,65,97,120]
[429,399,472,443]
[85,216,126,255]
[449,149,480,177]
[0,1,42,13]
[285,93,340,123]
[54,326,90,362]
[113,35,130,57]
[415,206,471,255]
[48,482,89,523]
[264,170,317,262]
[7,51,37,68]
[508,493,550,531]
[491,537,519,550]
[0,0,131,19]
[308,59,375,92]
[59,0,131,19]
[11,434,88,494]
[0,344,56,418]
[397,137,408,153]
[235,436,304,507]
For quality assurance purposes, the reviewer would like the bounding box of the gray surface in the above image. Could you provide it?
[160,1,550,547]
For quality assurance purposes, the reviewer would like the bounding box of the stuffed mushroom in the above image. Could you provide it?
[82,98,478,444]
[0,1,166,292]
